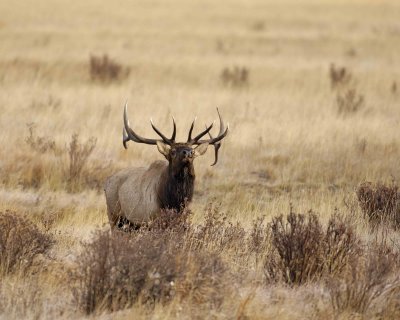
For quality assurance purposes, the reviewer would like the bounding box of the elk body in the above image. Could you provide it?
[104,104,228,229]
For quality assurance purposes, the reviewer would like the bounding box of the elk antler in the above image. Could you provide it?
[190,108,229,165]
[204,127,222,166]
[123,103,175,148]
[187,121,214,145]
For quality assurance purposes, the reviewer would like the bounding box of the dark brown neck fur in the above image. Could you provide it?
[158,163,195,211]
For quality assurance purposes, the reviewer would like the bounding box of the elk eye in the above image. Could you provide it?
[170,150,176,157]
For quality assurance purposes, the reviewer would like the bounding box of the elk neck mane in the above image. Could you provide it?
[157,162,195,211]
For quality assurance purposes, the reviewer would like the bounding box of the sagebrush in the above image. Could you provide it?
[0,211,53,276]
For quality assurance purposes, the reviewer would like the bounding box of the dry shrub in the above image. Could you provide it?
[329,63,352,89]
[0,276,45,320]
[114,207,192,233]
[327,245,399,316]
[189,204,246,256]
[323,213,361,275]
[66,133,96,192]
[357,182,400,229]
[220,66,249,88]
[71,221,228,314]
[0,210,52,276]
[247,216,269,260]
[329,63,365,116]
[89,54,130,83]
[147,207,192,232]
[264,211,359,285]
[18,126,109,192]
[25,123,59,154]
[336,88,365,116]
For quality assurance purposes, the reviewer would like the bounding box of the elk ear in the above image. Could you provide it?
[193,143,209,157]
[156,141,170,157]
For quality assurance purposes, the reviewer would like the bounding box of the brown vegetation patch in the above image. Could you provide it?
[0,210,53,276]
[357,182,400,229]
[329,63,352,89]
[0,126,116,192]
[89,54,130,83]
[336,88,365,116]
[264,210,360,285]
[66,134,97,192]
[327,244,399,316]
[329,63,365,116]
[220,66,249,88]
[71,223,228,314]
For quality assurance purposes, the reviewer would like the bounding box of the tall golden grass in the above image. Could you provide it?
[1,0,400,318]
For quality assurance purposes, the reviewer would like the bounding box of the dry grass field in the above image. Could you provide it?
[1,0,400,319]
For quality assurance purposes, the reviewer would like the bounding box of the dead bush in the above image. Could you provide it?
[327,246,398,316]
[0,276,46,319]
[329,63,365,116]
[66,133,97,192]
[264,211,359,285]
[25,123,59,154]
[71,228,227,314]
[336,88,365,116]
[190,204,246,255]
[20,126,106,191]
[0,210,53,276]
[247,216,269,260]
[147,207,192,232]
[220,66,249,88]
[329,63,352,89]
[357,182,400,229]
[264,211,324,285]
[89,54,130,83]
[323,213,361,275]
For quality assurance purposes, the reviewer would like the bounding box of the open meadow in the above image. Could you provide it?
[0,0,400,318]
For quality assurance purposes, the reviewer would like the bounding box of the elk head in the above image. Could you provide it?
[121,104,229,211]
[122,103,229,175]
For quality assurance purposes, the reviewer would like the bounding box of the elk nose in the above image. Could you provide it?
[182,149,193,158]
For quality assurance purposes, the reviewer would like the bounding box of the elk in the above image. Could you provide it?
[104,104,229,230]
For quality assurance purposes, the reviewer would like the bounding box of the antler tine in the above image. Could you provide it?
[123,127,129,149]
[216,108,224,136]
[194,108,229,145]
[150,118,172,145]
[204,125,222,166]
[187,116,197,142]
[123,103,159,147]
[170,116,176,142]
[189,121,214,144]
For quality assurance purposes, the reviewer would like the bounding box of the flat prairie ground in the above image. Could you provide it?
[0,0,400,319]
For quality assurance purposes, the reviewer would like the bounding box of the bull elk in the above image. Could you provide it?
[104,104,229,230]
